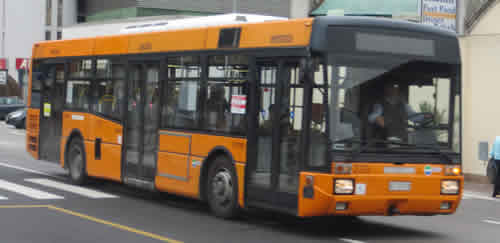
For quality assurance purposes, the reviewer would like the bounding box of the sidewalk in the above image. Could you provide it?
[464,181,494,196]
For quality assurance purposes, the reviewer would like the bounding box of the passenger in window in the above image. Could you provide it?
[99,83,114,115]
[206,85,229,131]
[368,82,432,142]
[114,81,125,118]
[262,104,292,133]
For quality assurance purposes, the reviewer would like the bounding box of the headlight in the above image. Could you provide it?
[441,180,459,195]
[335,179,354,194]
[11,112,23,118]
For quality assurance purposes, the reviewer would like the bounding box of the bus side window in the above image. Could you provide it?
[162,56,201,130]
[67,59,93,111]
[95,59,126,120]
[206,55,248,135]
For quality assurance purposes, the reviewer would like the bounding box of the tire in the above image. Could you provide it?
[206,156,239,219]
[15,120,24,129]
[67,138,87,185]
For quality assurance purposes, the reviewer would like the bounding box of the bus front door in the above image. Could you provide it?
[123,61,161,189]
[246,58,302,213]
[39,63,65,163]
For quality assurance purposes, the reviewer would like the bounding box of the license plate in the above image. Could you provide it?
[389,181,412,192]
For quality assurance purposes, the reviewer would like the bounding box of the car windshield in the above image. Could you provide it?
[323,55,461,155]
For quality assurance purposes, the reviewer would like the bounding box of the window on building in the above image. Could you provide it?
[66,59,93,111]
[57,0,63,27]
[206,55,248,135]
[45,31,51,41]
[162,56,201,129]
[93,59,126,120]
[46,0,52,26]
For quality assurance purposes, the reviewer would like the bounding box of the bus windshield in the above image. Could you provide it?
[325,54,461,157]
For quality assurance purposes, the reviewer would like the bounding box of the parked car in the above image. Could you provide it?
[6,108,26,129]
[0,97,25,120]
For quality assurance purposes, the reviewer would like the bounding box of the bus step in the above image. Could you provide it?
[124,177,156,191]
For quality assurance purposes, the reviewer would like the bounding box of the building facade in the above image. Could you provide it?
[460,0,500,180]
[64,0,309,39]
[0,0,77,98]
[79,0,295,22]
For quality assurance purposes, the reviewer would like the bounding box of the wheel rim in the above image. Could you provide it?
[70,147,83,180]
[211,168,233,208]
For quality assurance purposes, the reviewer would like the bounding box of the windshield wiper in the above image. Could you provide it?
[333,138,454,163]
[387,141,454,164]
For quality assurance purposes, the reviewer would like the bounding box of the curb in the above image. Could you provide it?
[464,173,490,184]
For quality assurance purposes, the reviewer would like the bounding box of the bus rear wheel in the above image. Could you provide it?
[67,139,87,185]
[206,156,239,219]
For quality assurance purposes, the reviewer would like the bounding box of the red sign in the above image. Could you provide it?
[0,58,7,69]
[16,58,29,70]
[231,95,247,114]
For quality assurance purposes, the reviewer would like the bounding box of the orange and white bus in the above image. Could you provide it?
[26,14,463,218]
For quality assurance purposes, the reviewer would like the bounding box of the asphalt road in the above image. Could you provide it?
[0,121,499,243]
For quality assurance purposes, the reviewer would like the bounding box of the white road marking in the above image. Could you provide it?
[9,130,25,136]
[0,179,63,199]
[463,192,500,202]
[25,178,118,199]
[483,219,500,225]
[0,195,7,200]
[0,162,55,178]
[339,238,365,243]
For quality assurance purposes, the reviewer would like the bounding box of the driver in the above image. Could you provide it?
[368,82,430,142]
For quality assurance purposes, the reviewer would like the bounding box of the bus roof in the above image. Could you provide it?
[33,16,313,59]
[119,13,288,34]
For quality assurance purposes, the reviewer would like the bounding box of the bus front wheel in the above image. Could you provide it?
[67,139,87,185]
[206,156,239,219]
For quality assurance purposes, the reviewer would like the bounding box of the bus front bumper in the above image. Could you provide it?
[297,172,463,217]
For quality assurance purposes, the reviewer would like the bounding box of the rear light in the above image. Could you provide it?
[444,165,461,176]
[441,180,459,195]
[334,163,352,174]
[335,179,354,194]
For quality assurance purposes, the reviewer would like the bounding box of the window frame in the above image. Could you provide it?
[65,58,95,112]
[92,58,127,122]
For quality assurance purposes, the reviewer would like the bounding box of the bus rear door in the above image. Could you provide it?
[123,60,161,189]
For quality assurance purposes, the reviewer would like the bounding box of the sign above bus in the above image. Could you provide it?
[421,0,457,32]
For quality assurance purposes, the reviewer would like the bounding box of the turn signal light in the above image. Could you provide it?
[305,175,314,186]
[444,165,461,176]
[334,163,352,174]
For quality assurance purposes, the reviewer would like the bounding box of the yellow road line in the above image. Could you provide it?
[0,205,183,243]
